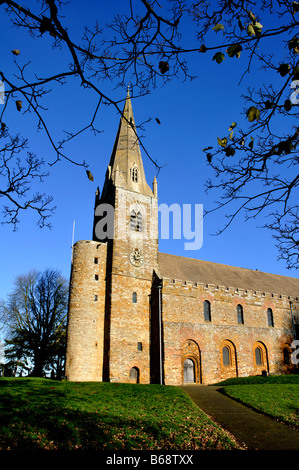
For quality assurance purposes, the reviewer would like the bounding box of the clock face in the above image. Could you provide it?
[129,248,144,267]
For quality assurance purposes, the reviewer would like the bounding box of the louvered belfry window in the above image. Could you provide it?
[132,167,138,182]
[130,209,142,231]
[136,211,142,231]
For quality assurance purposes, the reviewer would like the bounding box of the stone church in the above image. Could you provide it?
[65,90,299,385]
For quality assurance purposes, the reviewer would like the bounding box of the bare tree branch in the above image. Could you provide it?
[0,0,298,265]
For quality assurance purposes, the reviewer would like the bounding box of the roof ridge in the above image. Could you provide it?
[158,251,299,282]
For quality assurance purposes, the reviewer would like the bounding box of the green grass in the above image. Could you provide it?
[0,378,240,450]
[214,375,299,429]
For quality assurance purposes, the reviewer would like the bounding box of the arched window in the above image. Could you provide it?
[130,209,142,231]
[222,346,231,366]
[203,300,211,322]
[220,340,238,378]
[255,347,263,365]
[267,308,274,327]
[132,292,137,304]
[237,304,244,324]
[132,167,138,182]
[253,342,268,371]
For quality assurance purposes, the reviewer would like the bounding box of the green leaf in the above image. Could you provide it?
[289,36,299,54]
[247,23,255,36]
[213,23,224,32]
[277,140,294,155]
[217,137,228,147]
[16,100,22,111]
[213,52,225,64]
[254,22,263,36]
[226,44,242,58]
[248,11,256,21]
[247,106,260,122]
[228,122,237,131]
[86,170,94,181]
[247,21,263,37]
[293,2,299,13]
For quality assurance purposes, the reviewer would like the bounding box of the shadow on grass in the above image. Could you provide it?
[0,379,175,450]
[1,405,173,450]
[216,385,299,430]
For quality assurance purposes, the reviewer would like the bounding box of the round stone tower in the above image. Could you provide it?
[65,240,107,381]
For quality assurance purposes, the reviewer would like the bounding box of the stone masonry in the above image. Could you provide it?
[65,90,299,385]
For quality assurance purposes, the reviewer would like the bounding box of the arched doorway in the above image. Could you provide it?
[183,358,195,383]
[129,367,140,383]
[181,339,201,383]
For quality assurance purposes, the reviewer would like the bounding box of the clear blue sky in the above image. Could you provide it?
[0,0,298,303]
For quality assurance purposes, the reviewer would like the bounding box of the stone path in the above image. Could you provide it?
[181,385,299,450]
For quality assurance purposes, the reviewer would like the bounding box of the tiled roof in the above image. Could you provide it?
[158,252,299,298]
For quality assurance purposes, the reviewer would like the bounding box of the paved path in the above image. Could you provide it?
[181,385,299,450]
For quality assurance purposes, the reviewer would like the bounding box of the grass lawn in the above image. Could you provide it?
[0,378,240,451]
[214,375,299,429]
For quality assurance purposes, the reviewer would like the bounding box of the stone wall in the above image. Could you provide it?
[104,186,159,384]
[161,277,298,385]
[65,240,107,381]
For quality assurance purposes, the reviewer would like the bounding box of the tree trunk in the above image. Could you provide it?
[31,352,45,377]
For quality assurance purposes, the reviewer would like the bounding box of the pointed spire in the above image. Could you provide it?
[102,88,153,197]
[121,84,135,127]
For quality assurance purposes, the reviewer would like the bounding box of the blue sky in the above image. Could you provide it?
[0,0,298,304]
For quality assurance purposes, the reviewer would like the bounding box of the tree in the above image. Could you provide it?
[0,126,55,229]
[0,0,298,266]
[1,269,68,377]
[197,1,299,269]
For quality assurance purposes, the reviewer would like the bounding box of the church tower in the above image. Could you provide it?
[66,89,159,383]
[65,89,299,387]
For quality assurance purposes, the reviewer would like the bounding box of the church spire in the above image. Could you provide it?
[102,88,153,197]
